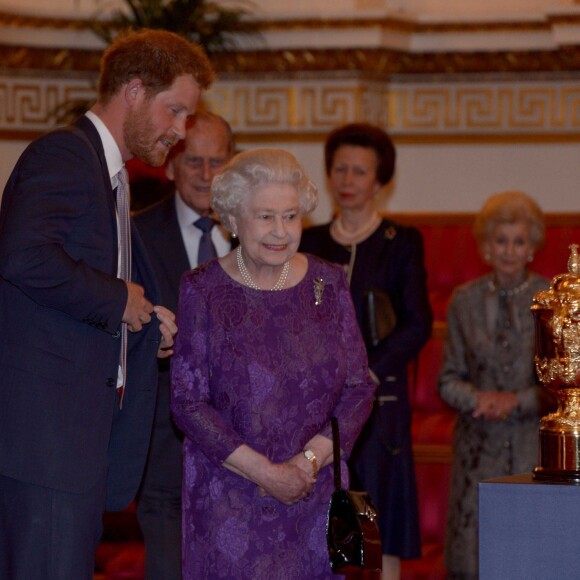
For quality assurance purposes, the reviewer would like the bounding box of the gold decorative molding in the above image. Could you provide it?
[3,5,580,77]
[0,10,89,30]
[0,77,95,133]
[4,75,580,143]
[261,16,552,34]
[205,80,580,135]
[387,84,580,133]
[210,46,580,77]
[3,6,580,80]
[205,84,368,132]
[5,44,580,77]
[0,45,100,72]
[4,10,580,34]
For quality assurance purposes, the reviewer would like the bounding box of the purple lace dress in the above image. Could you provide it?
[171,255,376,579]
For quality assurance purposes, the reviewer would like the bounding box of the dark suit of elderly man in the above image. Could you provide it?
[134,111,235,580]
[0,29,213,580]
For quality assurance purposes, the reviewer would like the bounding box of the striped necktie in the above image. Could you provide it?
[116,167,131,409]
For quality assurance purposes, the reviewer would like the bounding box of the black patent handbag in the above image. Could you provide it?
[363,287,397,348]
[326,417,382,574]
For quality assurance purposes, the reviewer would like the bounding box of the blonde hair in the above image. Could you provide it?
[473,190,545,249]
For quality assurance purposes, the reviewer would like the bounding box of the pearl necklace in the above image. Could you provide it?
[236,246,290,291]
[487,273,530,297]
[331,212,381,245]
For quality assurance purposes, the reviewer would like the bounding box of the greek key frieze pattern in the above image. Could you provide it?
[209,81,580,135]
[204,84,362,131]
[388,84,580,133]
[0,77,95,131]
[3,76,580,138]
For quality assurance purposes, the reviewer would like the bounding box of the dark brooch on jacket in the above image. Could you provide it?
[384,226,397,240]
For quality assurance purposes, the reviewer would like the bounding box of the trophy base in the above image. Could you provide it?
[534,425,580,484]
[533,466,580,485]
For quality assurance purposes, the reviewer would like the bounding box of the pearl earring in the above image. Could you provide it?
[484,253,491,262]
[527,254,533,262]
[231,232,237,239]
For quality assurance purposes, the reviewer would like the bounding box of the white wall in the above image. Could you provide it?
[391,142,580,213]
[3,137,578,220]
[234,139,580,224]
[3,139,578,222]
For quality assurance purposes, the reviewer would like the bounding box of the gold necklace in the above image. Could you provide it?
[331,212,381,245]
[236,246,290,291]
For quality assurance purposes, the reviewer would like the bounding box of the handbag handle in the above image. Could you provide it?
[331,416,341,490]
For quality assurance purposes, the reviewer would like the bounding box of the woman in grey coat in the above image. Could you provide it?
[438,191,556,579]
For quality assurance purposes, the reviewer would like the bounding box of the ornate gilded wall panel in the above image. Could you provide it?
[0,76,94,132]
[209,80,580,138]
[3,73,580,142]
[387,82,580,135]
[203,83,363,132]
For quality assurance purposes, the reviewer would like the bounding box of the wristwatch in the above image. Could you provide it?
[303,449,319,480]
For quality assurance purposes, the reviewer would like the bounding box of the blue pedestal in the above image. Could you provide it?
[479,473,580,580]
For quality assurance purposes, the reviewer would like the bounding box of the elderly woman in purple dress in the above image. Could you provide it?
[170,148,377,579]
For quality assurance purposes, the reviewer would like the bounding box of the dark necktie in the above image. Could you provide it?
[116,167,131,409]
[194,216,218,265]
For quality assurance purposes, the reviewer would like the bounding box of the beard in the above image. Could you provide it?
[123,106,172,167]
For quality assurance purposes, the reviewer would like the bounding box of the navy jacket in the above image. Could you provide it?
[0,116,160,510]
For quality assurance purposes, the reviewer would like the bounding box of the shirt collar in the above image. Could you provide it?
[175,191,204,230]
[85,111,124,184]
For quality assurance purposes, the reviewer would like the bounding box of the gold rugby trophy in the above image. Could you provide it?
[532,244,580,483]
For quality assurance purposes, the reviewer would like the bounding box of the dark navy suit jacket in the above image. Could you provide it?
[133,195,190,494]
[134,195,235,497]
[0,116,160,511]
[135,195,190,317]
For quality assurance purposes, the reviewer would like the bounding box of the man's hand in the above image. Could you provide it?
[123,281,154,332]
[155,305,177,358]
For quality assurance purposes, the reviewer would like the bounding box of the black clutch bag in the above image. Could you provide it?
[363,288,397,348]
[326,417,382,574]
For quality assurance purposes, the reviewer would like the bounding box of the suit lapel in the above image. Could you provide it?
[74,115,119,268]
[147,197,191,310]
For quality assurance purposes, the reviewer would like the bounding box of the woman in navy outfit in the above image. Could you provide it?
[300,123,432,579]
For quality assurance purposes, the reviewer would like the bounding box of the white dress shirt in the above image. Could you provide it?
[84,111,127,390]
